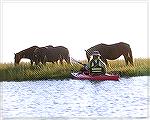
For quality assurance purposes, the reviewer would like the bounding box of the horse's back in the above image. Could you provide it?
[90,42,130,51]
[86,42,132,61]
[97,42,129,47]
[55,46,70,63]
[55,46,69,55]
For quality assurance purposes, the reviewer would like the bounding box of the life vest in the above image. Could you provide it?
[89,58,105,74]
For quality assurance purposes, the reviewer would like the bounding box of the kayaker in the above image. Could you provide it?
[89,51,106,75]
[80,51,106,75]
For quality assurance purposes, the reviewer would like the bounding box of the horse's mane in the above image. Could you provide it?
[45,45,54,48]
[16,46,38,54]
[87,44,102,51]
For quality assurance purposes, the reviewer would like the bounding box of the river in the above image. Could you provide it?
[1,76,149,119]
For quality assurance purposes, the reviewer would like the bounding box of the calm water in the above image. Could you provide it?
[1,76,149,119]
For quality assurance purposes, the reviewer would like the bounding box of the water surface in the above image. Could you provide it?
[1,76,149,119]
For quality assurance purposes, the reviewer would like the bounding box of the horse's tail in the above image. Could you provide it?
[67,53,70,64]
[59,48,70,64]
[65,50,70,64]
[128,46,134,65]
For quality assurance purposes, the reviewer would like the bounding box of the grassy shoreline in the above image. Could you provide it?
[0,58,149,81]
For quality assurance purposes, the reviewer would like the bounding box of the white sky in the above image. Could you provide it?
[1,1,148,63]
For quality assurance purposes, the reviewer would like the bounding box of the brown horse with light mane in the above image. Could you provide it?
[85,42,133,66]
[14,46,39,66]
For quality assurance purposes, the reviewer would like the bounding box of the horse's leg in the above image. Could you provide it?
[123,54,129,65]
[124,53,134,66]
[101,58,108,66]
[35,59,40,65]
[60,59,63,64]
[41,59,46,65]
[127,57,134,66]
[128,47,134,65]
[42,61,46,65]
[105,59,108,66]
[31,60,33,66]
[39,55,46,65]
[128,55,134,66]
[65,56,70,64]
[67,59,71,64]
[43,55,47,65]
[59,55,63,64]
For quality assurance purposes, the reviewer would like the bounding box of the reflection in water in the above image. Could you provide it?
[1,76,149,118]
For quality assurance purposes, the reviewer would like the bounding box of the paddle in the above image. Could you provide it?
[71,57,86,66]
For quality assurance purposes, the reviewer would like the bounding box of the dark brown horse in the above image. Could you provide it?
[85,42,133,66]
[14,46,39,66]
[33,45,70,65]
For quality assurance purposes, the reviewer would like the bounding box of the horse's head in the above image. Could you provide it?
[14,53,21,65]
[85,50,91,62]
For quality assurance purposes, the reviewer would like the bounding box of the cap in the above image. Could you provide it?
[92,51,101,56]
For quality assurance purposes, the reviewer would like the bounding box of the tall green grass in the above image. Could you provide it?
[107,58,150,77]
[0,63,80,81]
[0,58,149,81]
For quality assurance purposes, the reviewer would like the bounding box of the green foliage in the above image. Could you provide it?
[0,58,149,81]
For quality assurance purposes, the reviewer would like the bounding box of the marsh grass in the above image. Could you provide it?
[0,62,81,81]
[107,58,150,77]
[0,58,149,81]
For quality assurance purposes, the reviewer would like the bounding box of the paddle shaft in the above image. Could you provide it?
[71,57,85,66]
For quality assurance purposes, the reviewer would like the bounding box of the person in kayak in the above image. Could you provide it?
[89,51,106,75]
[80,51,106,75]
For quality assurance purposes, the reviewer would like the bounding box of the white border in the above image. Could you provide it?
[0,0,149,120]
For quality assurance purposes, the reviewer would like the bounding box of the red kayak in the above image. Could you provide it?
[71,72,119,81]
